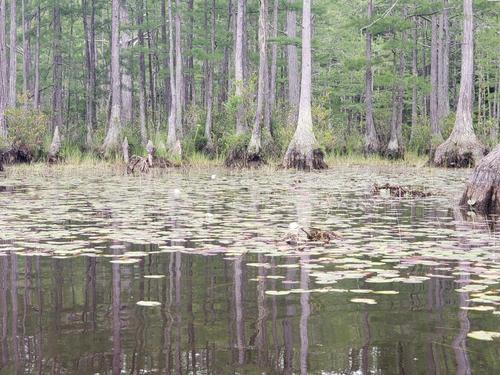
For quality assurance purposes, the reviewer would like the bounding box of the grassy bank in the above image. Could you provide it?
[1,151,435,178]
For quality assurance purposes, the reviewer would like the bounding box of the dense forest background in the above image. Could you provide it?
[0,0,498,163]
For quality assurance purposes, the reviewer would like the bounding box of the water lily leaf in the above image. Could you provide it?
[137,301,162,307]
[265,290,290,296]
[350,298,377,305]
[467,331,500,341]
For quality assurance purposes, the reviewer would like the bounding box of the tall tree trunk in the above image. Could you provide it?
[218,0,232,110]
[363,0,379,154]
[48,3,63,161]
[33,2,40,109]
[235,0,246,134]
[204,0,216,151]
[386,8,407,160]
[8,0,17,108]
[21,0,30,105]
[430,12,441,140]
[248,0,269,158]
[137,0,148,146]
[410,15,418,141]
[52,2,63,134]
[166,0,181,156]
[83,0,97,148]
[268,0,279,133]
[185,0,194,107]
[161,0,170,128]
[0,0,7,137]
[119,2,133,124]
[434,0,485,167]
[103,0,122,155]
[283,0,326,170]
[286,0,299,125]
[438,0,450,122]
[174,0,183,138]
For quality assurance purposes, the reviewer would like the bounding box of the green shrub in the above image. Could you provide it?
[4,106,47,158]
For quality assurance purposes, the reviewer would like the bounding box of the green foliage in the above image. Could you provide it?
[4,106,47,157]
[408,118,431,155]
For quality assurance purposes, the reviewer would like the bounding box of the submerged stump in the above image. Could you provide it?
[459,145,500,216]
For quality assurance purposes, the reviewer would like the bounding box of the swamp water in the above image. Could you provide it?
[0,166,499,374]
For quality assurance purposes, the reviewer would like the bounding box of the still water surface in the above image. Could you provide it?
[0,166,499,374]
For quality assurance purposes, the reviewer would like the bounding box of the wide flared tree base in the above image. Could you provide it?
[283,147,327,171]
[434,135,486,168]
[459,145,500,216]
[224,147,264,169]
[385,145,404,160]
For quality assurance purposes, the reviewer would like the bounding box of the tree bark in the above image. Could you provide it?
[430,12,442,140]
[434,0,486,167]
[83,0,97,148]
[119,2,133,124]
[410,15,418,141]
[248,0,269,158]
[386,8,407,160]
[33,2,40,109]
[438,0,450,122]
[268,0,279,133]
[137,0,148,146]
[103,0,122,155]
[460,144,500,216]
[174,0,183,138]
[0,0,7,138]
[21,0,30,104]
[8,0,17,108]
[218,0,232,110]
[204,0,216,151]
[185,0,194,107]
[166,0,181,156]
[52,2,63,134]
[283,0,326,170]
[286,0,300,125]
[235,0,246,135]
[363,0,380,154]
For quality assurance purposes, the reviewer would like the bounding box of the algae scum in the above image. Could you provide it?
[0,166,499,374]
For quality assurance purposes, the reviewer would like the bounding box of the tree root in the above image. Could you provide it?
[434,135,486,168]
[459,145,500,216]
[224,147,265,169]
[372,183,431,198]
[283,147,327,170]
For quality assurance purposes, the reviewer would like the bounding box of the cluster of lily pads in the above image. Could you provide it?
[0,166,498,341]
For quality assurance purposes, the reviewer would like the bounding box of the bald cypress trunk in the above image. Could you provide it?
[174,0,183,138]
[119,3,133,125]
[137,0,147,146]
[0,0,7,138]
[286,0,299,125]
[235,0,246,134]
[363,0,379,154]
[102,0,122,155]
[166,0,181,156]
[386,6,407,159]
[430,12,441,141]
[52,2,63,135]
[410,15,418,141]
[8,0,17,108]
[248,0,269,159]
[438,0,450,122]
[83,0,97,148]
[21,0,30,104]
[33,2,40,109]
[268,0,279,133]
[283,0,326,170]
[204,0,216,151]
[460,145,500,216]
[434,0,485,167]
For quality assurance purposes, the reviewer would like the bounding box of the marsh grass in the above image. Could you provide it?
[2,150,434,178]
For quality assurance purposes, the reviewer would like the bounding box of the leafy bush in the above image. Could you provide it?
[4,106,47,158]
